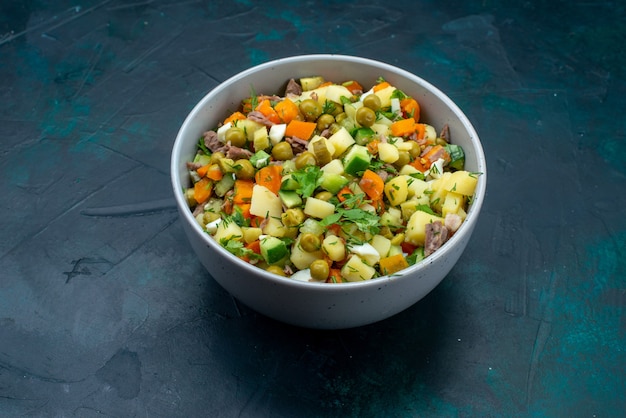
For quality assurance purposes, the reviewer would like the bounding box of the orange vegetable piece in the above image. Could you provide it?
[196,164,211,178]
[193,178,212,204]
[373,81,390,92]
[284,119,316,140]
[359,170,385,202]
[421,144,451,168]
[255,99,281,124]
[409,158,428,173]
[255,165,282,195]
[366,139,380,155]
[342,80,363,94]
[224,111,246,125]
[379,254,409,275]
[205,164,223,181]
[326,268,345,283]
[400,98,420,122]
[337,186,354,202]
[274,98,299,123]
[319,81,334,87]
[390,118,417,137]
[233,179,254,205]
[415,123,426,140]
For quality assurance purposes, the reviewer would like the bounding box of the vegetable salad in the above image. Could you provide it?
[185,76,479,282]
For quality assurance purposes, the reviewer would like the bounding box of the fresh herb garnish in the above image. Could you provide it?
[291,165,323,198]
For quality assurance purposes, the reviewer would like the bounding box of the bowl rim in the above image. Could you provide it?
[171,53,487,291]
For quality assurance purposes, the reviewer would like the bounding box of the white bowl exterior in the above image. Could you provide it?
[171,55,486,329]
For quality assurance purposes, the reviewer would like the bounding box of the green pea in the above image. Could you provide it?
[272,142,294,161]
[356,106,376,127]
[234,159,255,180]
[300,233,321,252]
[282,208,305,227]
[362,94,381,111]
[225,127,246,147]
[266,265,286,276]
[310,259,330,281]
[299,99,323,122]
[316,114,335,131]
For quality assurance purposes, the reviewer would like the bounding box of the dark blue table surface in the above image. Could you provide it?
[1,1,625,416]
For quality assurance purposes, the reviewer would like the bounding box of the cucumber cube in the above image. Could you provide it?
[343,144,371,175]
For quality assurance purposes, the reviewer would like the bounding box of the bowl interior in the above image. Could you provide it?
[171,54,486,286]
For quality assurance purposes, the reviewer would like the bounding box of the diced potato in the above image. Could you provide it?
[378,142,399,163]
[262,217,297,238]
[324,84,353,103]
[400,200,421,222]
[253,128,270,151]
[405,210,444,246]
[349,242,381,266]
[321,158,345,175]
[300,76,325,91]
[300,218,325,236]
[291,237,324,270]
[242,227,262,243]
[213,220,243,244]
[380,207,403,228]
[371,123,389,137]
[328,127,355,157]
[384,175,409,206]
[341,255,376,281]
[370,234,392,258]
[299,86,328,103]
[373,85,396,108]
[250,185,282,218]
[304,197,336,219]
[423,124,437,143]
[236,119,265,141]
[445,171,479,196]
[322,235,346,262]
[442,191,465,218]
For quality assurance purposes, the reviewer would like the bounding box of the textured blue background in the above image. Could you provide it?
[1,0,624,416]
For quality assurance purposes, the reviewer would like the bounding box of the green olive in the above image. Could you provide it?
[310,259,330,281]
[272,142,294,161]
[225,127,246,147]
[314,191,333,201]
[300,233,321,252]
[394,150,411,168]
[210,151,225,164]
[266,265,286,276]
[316,114,335,131]
[362,94,382,111]
[295,151,317,169]
[435,137,448,146]
[299,99,323,121]
[329,101,344,116]
[234,159,255,180]
[282,208,305,227]
[356,106,376,127]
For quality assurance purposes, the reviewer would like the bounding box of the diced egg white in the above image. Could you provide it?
[290,268,312,282]
[427,158,445,179]
[205,218,222,234]
[349,242,381,266]
[269,124,286,145]
[390,97,401,116]
[216,122,232,142]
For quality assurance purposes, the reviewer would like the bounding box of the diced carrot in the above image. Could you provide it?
[236,203,251,219]
[255,99,281,124]
[373,81,390,92]
[421,144,451,168]
[246,240,261,254]
[205,164,223,181]
[359,169,385,202]
[255,165,282,195]
[415,123,426,140]
[337,186,354,202]
[409,158,428,173]
[390,118,417,137]
[196,164,211,177]
[379,254,409,275]
[328,223,342,236]
[319,81,334,87]
[224,111,246,125]
[233,179,254,205]
[274,98,299,123]
[342,80,363,94]
[193,178,212,204]
[326,268,345,283]
[284,119,316,140]
[366,139,380,155]
[400,98,420,122]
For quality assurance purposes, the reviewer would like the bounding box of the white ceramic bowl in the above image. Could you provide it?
[171,54,486,329]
